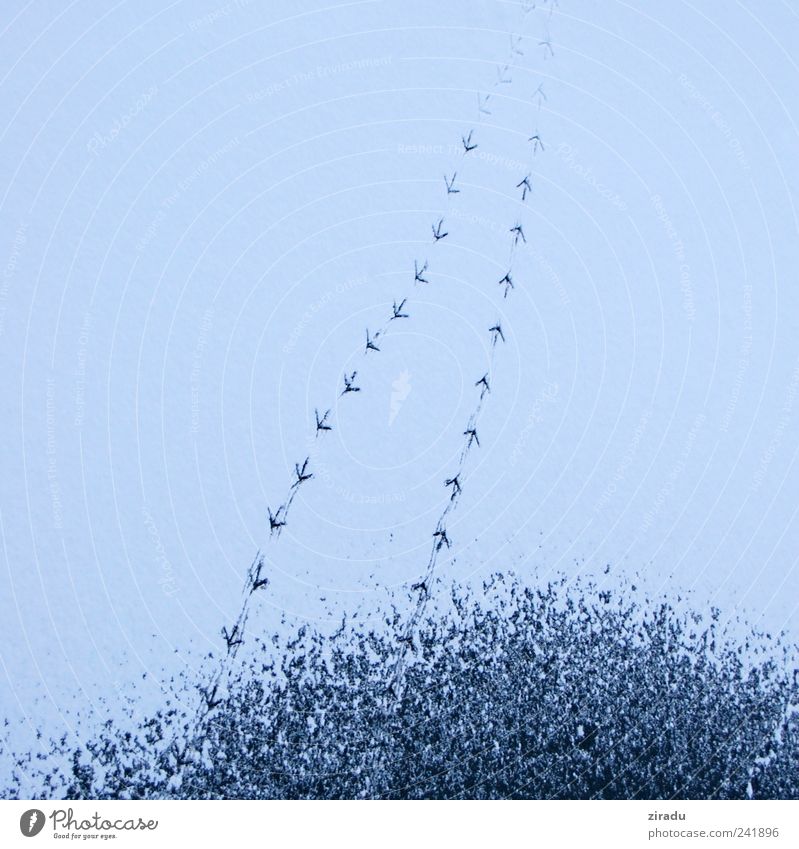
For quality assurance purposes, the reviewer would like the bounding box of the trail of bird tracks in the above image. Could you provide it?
[391,0,557,695]
[169,0,559,780]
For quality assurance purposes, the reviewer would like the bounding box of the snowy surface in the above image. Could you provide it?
[1,0,798,778]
